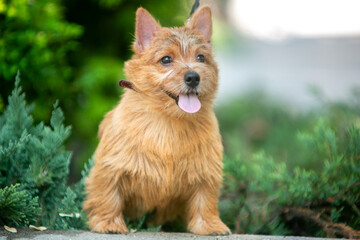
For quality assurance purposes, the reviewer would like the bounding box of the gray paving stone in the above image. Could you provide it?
[0,229,341,240]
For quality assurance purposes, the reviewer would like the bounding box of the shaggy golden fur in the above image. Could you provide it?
[83,5,231,235]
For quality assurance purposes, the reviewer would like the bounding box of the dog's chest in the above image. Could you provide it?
[118,110,223,197]
[139,116,211,157]
[135,117,221,183]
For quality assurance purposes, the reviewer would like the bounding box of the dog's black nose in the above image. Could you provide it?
[184,72,200,88]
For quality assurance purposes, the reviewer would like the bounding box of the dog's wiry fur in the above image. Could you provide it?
[83,6,231,235]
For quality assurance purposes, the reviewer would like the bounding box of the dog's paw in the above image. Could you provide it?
[189,218,231,236]
[90,216,129,234]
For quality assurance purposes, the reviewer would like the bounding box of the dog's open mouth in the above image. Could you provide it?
[161,88,201,114]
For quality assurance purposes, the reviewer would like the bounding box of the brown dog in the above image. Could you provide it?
[83,3,231,235]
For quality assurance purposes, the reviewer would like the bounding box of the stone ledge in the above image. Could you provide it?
[0,229,341,240]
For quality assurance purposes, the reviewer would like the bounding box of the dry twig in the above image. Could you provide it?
[284,207,360,239]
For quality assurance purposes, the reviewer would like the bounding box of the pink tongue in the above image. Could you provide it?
[178,93,201,113]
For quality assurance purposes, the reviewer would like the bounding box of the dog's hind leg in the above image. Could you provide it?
[84,166,128,234]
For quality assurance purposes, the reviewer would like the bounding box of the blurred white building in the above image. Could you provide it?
[215,0,360,108]
[227,0,360,40]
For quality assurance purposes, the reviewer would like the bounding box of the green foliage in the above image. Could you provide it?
[54,188,86,230]
[0,184,40,227]
[54,156,94,230]
[0,73,88,229]
[68,56,123,170]
[0,97,3,112]
[72,156,94,207]
[219,96,360,238]
[216,92,312,170]
[0,0,82,120]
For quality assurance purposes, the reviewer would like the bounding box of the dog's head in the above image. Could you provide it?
[124,6,218,116]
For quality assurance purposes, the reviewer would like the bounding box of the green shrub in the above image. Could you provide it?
[0,72,88,229]
[220,119,360,238]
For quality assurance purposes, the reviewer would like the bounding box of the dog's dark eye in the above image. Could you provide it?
[160,56,173,65]
[196,54,205,63]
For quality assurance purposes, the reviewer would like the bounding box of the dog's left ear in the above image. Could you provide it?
[135,8,160,52]
[188,7,212,43]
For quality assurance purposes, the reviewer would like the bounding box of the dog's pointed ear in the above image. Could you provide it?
[188,7,212,43]
[135,8,160,52]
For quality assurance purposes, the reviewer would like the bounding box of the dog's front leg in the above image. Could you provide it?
[84,167,129,234]
[186,183,231,235]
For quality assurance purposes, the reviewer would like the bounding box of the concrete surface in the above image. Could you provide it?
[0,229,340,240]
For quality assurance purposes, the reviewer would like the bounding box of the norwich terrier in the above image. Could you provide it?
[84,2,231,235]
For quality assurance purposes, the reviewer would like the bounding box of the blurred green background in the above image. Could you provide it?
[1,0,359,237]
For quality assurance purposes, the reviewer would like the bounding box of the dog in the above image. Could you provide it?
[83,1,231,235]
